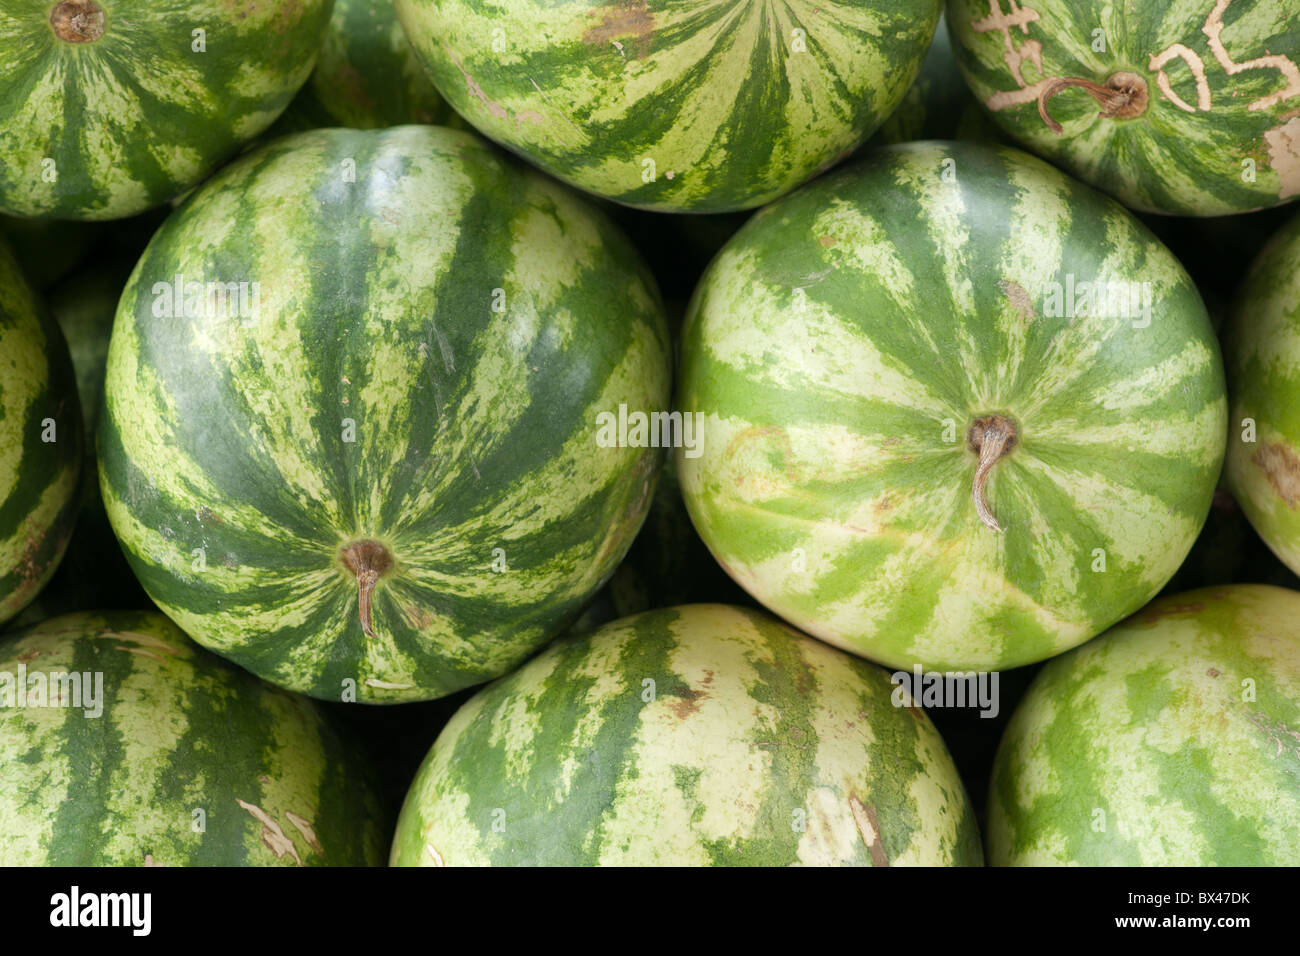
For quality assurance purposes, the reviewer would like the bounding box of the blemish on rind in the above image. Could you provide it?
[1137,601,1205,623]
[849,796,890,867]
[237,799,303,866]
[668,685,707,720]
[1148,44,1211,114]
[365,678,415,690]
[1252,441,1300,507]
[285,811,324,856]
[114,646,168,663]
[999,278,1035,325]
[1264,116,1300,200]
[112,631,183,654]
[446,48,509,121]
[582,0,655,59]
[1202,0,1300,112]
[425,843,445,866]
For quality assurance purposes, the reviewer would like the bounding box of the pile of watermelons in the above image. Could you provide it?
[0,0,1297,867]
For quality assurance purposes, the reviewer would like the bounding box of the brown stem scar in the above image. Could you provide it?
[968,415,1018,533]
[339,540,393,638]
[1037,72,1148,134]
[50,1,106,43]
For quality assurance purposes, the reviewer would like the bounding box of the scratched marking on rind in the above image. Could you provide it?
[236,799,304,866]
[848,796,890,867]
[974,0,1300,119]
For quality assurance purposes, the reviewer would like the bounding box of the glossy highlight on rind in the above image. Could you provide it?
[0,237,81,626]
[946,0,1300,215]
[987,585,1300,866]
[0,0,333,220]
[676,141,1227,672]
[99,125,671,703]
[0,610,388,866]
[390,604,983,866]
[395,0,943,212]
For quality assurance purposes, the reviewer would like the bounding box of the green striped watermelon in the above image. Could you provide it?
[0,0,331,220]
[676,141,1227,673]
[8,260,150,630]
[275,0,458,133]
[391,604,982,866]
[100,125,671,703]
[394,0,944,212]
[0,610,386,865]
[988,585,1300,865]
[0,237,81,626]
[1224,211,1300,577]
[869,14,994,147]
[946,0,1300,216]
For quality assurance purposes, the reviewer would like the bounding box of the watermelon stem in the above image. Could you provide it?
[49,1,105,43]
[1036,72,1148,135]
[968,416,1017,533]
[339,540,394,639]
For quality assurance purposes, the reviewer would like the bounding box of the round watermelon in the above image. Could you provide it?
[391,604,982,866]
[394,0,944,212]
[676,141,1227,673]
[988,585,1300,865]
[0,610,386,865]
[0,238,81,627]
[946,0,1300,216]
[869,14,995,147]
[275,0,458,132]
[8,260,150,631]
[0,0,331,220]
[1224,210,1300,577]
[100,125,671,703]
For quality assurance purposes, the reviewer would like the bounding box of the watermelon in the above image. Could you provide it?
[987,585,1300,865]
[676,141,1227,673]
[946,0,1300,216]
[273,0,458,133]
[390,604,983,866]
[869,14,995,146]
[7,260,151,630]
[0,610,386,865]
[0,237,81,626]
[0,0,332,220]
[394,0,944,212]
[1224,210,1300,578]
[99,125,671,703]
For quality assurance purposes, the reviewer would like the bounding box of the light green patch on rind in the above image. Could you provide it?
[394,0,943,212]
[675,141,1226,672]
[988,585,1300,865]
[390,604,982,866]
[0,0,332,220]
[946,0,1300,215]
[1224,210,1300,575]
[99,125,670,703]
[0,610,387,866]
